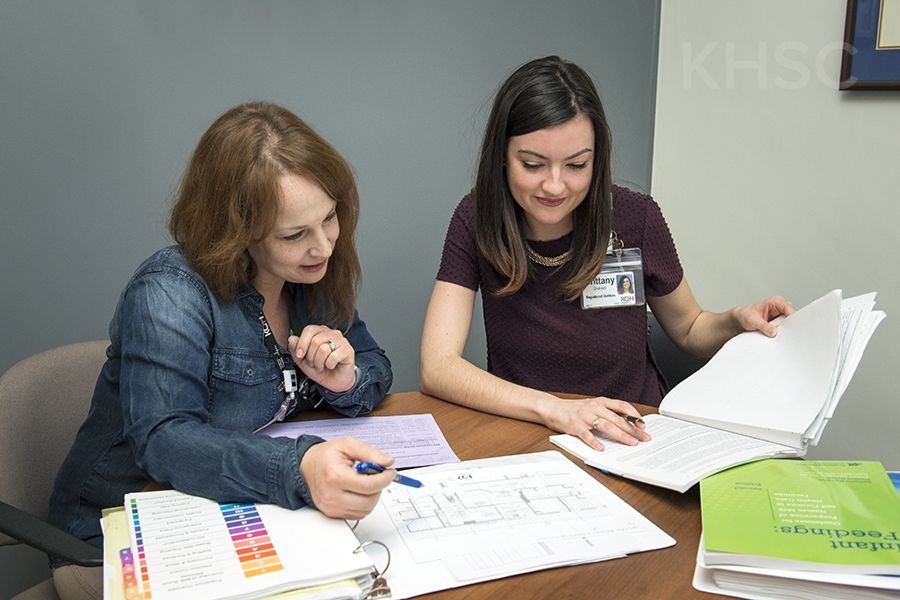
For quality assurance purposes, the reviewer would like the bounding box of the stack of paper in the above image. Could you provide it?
[552,289,886,492]
[693,459,900,599]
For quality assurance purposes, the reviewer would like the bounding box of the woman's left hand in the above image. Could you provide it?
[289,325,357,393]
[732,295,795,337]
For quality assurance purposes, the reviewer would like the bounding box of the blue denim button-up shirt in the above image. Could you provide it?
[48,246,392,552]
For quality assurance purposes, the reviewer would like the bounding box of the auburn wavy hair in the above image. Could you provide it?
[169,101,360,326]
[475,56,613,301]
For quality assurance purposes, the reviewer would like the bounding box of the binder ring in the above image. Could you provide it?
[354,540,391,577]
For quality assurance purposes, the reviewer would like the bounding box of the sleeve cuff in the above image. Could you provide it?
[314,366,369,415]
[274,434,325,509]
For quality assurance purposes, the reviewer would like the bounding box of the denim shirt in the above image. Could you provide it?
[48,246,392,553]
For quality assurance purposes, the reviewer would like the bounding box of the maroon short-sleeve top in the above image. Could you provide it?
[436,186,683,406]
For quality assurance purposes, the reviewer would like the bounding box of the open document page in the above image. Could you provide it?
[550,415,801,493]
[352,451,674,599]
[660,289,885,448]
[551,289,883,493]
[658,290,841,448]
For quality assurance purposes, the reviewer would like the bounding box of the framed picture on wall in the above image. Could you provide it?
[840,0,900,89]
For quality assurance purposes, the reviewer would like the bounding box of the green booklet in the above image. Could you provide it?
[701,459,900,574]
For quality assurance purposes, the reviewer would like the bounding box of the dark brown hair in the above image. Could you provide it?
[169,101,360,326]
[475,56,613,300]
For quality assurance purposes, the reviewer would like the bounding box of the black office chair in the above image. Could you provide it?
[647,311,708,389]
[0,341,108,599]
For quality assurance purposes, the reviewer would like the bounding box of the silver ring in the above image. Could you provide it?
[327,340,337,352]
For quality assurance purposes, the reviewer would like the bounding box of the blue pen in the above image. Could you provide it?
[355,461,423,488]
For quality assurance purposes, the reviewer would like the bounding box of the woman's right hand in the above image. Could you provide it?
[299,437,396,520]
[542,396,650,452]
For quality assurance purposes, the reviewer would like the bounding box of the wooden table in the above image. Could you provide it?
[357,391,726,600]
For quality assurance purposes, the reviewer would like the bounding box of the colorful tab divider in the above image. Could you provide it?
[127,498,152,598]
[220,503,284,578]
[119,547,142,600]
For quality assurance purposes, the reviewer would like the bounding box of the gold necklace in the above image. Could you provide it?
[525,243,572,267]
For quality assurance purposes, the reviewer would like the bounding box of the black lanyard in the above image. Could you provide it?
[257,311,300,425]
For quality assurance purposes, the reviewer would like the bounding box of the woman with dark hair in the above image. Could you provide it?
[420,56,791,453]
[49,102,395,600]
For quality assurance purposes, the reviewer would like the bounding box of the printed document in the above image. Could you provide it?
[352,451,674,599]
[552,290,885,492]
[260,414,459,469]
[552,414,800,493]
[121,491,375,599]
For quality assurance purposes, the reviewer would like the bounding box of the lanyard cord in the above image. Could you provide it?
[258,311,293,374]
[257,311,301,425]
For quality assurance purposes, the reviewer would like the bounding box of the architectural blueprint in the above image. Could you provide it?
[353,451,674,598]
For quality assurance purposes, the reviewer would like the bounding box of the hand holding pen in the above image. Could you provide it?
[299,437,396,520]
[543,395,650,453]
[586,399,649,451]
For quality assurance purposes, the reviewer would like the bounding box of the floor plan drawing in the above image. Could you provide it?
[387,468,608,534]
[355,452,675,589]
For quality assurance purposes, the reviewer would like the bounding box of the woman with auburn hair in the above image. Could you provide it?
[49,101,394,600]
[420,56,792,453]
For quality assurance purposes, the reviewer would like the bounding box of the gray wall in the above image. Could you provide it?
[0,1,661,595]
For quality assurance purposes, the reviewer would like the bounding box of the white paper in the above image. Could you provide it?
[660,290,842,448]
[352,451,674,598]
[550,415,800,493]
[828,295,885,416]
[806,293,885,444]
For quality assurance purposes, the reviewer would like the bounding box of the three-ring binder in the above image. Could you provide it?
[117,490,395,600]
[353,539,392,599]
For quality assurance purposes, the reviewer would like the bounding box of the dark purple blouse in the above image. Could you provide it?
[436,186,683,407]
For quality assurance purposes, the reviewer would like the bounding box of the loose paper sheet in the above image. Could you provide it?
[260,414,459,469]
[353,451,674,599]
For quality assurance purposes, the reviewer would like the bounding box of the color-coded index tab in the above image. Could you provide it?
[219,503,284,577]
[127,498,152,598]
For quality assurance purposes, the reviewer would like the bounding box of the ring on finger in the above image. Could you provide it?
[327,340,337,352]
[591,416,601,430]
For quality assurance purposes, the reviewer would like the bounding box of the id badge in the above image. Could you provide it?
[581,247,645,309]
